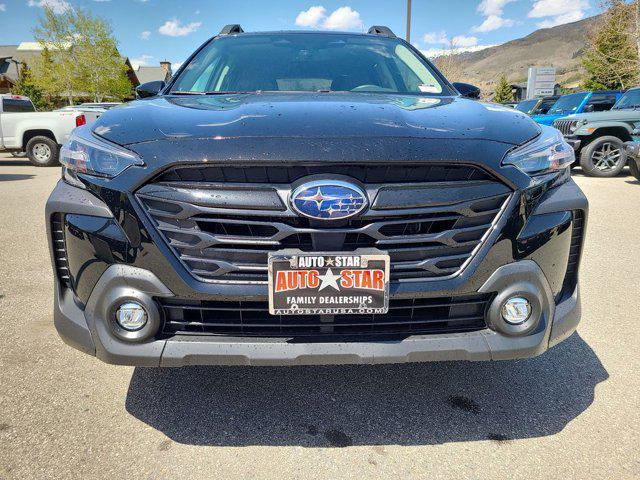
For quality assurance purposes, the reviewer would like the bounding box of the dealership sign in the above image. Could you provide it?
[526,67,556,99]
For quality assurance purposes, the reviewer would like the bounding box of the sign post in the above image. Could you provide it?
[526,67,556,99]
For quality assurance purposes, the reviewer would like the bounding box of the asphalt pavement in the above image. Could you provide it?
[0,152,638,479]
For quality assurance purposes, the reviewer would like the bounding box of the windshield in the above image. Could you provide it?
[515,99,537,114]
[547,93,588,115]
[613,89,640,109]
[170,33,448,95]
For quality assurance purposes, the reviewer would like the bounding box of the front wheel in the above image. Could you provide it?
[579,136,627,177]
[26,136,59,167]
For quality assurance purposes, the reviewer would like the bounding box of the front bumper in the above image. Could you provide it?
[48,175,588,367]
[53,259,581,366]
[564,137,582,151]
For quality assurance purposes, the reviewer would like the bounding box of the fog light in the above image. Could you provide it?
[501,297,532,325]
[115,302,148,331]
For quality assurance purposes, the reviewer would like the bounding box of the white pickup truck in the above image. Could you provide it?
[0,94,88,166]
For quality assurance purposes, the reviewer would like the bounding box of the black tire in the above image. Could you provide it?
[579,136,627,177]
[629,158,640,181]
[26,136,59,167]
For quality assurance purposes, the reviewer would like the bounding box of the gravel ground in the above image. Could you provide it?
[0,153,638,479]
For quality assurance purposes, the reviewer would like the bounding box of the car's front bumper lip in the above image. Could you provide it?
[564,138,581,151]
[53,259,581,367]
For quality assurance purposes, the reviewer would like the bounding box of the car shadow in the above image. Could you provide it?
[0,173,35,182]
[0,159,31,167]
[125,333,607,447]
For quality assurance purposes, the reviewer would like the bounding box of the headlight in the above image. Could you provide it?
[503,125,574,175]
[60,125,143,178]
[569,119,587,133]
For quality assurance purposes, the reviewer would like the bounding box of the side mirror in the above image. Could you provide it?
[135,81,165,99]
[583,104,595,113]
[452,82,481,100]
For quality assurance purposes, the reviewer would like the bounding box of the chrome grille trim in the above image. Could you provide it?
[554,119,576,136]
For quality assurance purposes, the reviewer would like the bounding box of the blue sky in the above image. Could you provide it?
[0,0,598,69]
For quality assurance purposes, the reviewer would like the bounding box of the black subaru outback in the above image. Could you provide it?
[47,26,587,366]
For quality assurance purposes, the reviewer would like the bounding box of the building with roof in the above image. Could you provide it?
[134,61,173,85]
[0,42,172,95]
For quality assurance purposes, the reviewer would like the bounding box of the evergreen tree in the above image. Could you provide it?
[582,1,638,90]
[30,46,63,107]
[10,64,50,110]
[494,75,513,103]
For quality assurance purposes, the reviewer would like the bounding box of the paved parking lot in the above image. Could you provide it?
[0,152,638,479]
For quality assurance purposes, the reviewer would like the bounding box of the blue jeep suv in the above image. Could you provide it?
[531,90,622,126]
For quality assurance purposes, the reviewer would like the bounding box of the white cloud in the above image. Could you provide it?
[0,3,6,11]
[27,0,71,14]
[423,30,448,44]
[473,14,515,32]
[473,0,514,32]
[172,61,184,71]
[131,54,153,69]
[421,44,495,59]
[451,35,479,48]
[478,0,515,16]
[528,0,589,28]
[323,6,363,30]
[295,6,326,28]
[295,5,363,31]
[140,30,151,40]
[158,18,202,37]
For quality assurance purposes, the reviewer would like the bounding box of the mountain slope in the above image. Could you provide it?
[453,15,600,92]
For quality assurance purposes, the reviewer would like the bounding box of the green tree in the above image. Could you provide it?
[582,1,638,90]
[73,10,132,102]
[31,46,64,106]
[33,6,78,105]
[10,64,50,110]
[31,6,132,105]
[494,75,513,103]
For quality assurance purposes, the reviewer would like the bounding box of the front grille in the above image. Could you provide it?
[554,120,576,136]
[159,294,491,337]
[559,210,585,300]
[155,163,493,184]
[51,213,71,288]
[137,164,512,282]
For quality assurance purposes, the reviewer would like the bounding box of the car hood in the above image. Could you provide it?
[562,109,640,123]
[93,93,539,147]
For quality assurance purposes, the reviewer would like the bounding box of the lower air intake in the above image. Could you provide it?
[159,294,491,337]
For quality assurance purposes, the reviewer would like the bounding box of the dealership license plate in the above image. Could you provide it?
[268,251,390,315]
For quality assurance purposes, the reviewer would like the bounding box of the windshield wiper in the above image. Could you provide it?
[170,90,246,95]
[170,91,206,95]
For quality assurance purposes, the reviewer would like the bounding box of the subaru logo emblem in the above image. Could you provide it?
[290,180,368,220]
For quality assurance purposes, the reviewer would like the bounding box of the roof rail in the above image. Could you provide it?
[367,26,396,38]
[219,24,244,35]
